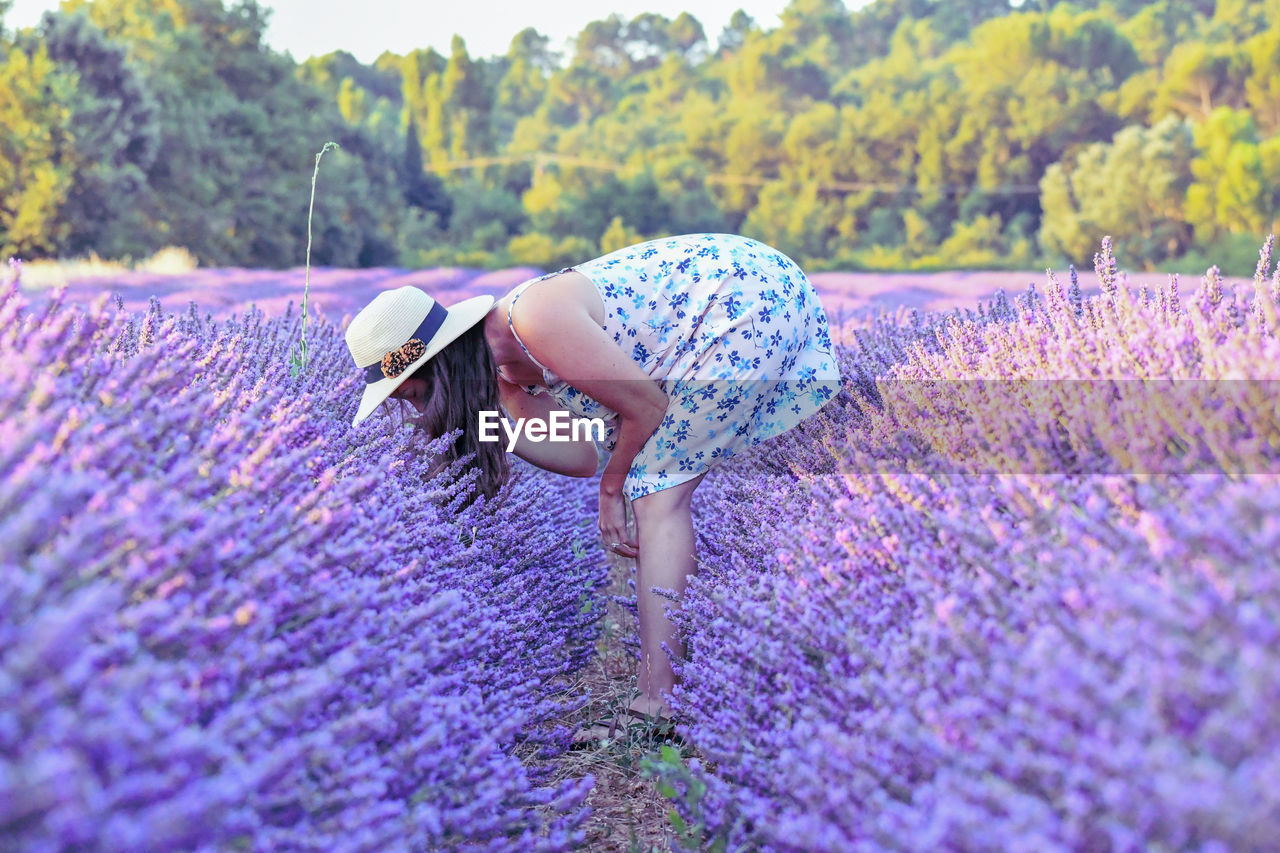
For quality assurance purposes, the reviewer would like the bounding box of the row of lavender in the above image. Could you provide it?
[0,279,606,850]
[669,240,1280,850]
[32,261,1224,328]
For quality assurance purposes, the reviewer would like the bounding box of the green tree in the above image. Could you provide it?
[0,42,76,257]
[492,28,555,142]
[777,0,855,70]
[935,212,1035,268]
[668,12,709,65]
[1039,116,1196,266]
[715,101,787,223]
[524,168,673,244]
[1154,41,1248,122]
[742,179,841,262]
[831,17,957,238]
[944,8,1140,229]
[847,0,932,63]
[507,232,596,269]
[715,29,777,101]
[1020,0,1213,15]
[65,0,405,267]
[300,49,402,105]
[29,9,160,258]
[1119,0,1210,67]
[716,9,758,56]
[441,35,491,159]
[394,47,447,163]
[600,215,642,253]
[15,0,1280,272]
[1206,0,1274,41]
[336,76,367,124]
[928,0,1011,40]
[622,12,678,72]
[1242,23,1280,134]
[1186,107,1280,241]
[547,64,613,124]
[448,178,526,249]
[572,14,630,80]
[399,115,452,228]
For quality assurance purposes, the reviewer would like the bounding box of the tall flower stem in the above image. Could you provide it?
[291,140,340,377]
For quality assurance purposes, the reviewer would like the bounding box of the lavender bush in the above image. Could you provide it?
[664,238,1280,851]
[9,234,1279,851]
[0,277,606,850]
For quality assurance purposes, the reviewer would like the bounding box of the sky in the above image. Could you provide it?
[4,0,805,63]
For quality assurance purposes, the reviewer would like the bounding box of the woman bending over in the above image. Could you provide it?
[346,233,840,732]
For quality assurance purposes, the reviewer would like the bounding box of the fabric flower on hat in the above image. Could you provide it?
[381,338,427,379]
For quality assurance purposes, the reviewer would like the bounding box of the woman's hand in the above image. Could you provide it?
[506,270,665,559]
[598,487,638,558]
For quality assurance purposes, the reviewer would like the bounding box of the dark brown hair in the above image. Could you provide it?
[387,323,509,502]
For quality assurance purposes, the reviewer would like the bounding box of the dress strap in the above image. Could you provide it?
[506,272,565,374]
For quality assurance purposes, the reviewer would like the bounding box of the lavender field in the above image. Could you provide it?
[16,260,1257,328]
[4,239,1279,851]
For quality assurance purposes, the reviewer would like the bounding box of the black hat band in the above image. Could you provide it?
[363,301,447,385]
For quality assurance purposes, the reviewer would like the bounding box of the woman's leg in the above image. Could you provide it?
[629,471,707,716]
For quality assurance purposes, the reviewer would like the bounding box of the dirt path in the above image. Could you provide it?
[548,550,693,852]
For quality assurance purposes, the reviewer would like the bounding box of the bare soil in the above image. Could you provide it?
[545,550,693,853]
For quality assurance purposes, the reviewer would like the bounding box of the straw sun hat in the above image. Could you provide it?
[345,286,494,427]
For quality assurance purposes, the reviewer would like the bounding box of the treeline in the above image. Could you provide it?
[1,0,1277,272]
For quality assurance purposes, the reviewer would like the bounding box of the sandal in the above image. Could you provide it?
[569,706,683,748]
[570,719,617,747]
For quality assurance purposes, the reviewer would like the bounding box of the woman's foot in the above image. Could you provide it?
[626,694,672,721]
[570,699,680,748]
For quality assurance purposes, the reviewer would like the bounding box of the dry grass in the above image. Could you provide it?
[543,549,701,853]
[12,246,198,289]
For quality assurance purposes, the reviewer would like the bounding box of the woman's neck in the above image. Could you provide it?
[482,302,544,386]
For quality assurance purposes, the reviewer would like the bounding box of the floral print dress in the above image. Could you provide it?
[506,233,841,500]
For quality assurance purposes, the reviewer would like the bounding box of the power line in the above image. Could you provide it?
[421,153,1042,196]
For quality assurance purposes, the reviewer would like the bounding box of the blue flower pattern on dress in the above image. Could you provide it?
[507,233,840,500]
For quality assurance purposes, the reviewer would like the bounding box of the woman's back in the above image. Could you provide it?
[509,232,839,499]
[574,233,835,384]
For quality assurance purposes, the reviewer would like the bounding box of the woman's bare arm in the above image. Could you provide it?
[497,376,601,478]
[507,273,668,497]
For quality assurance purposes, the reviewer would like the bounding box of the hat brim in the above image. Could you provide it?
[351,294,495,427]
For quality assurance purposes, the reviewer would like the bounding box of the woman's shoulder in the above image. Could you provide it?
[506,270,606,328]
